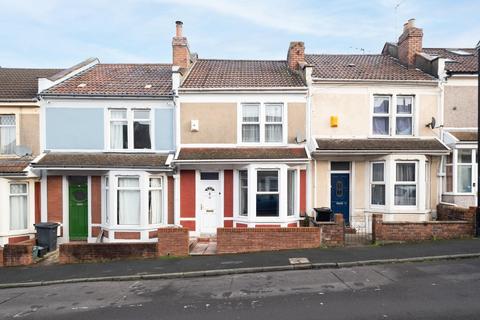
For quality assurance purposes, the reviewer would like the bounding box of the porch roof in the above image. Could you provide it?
[0,158,32,175]
[175,147,309,162]
[313,137,449,156]
[31,152,173,170]
[448,131,478,142]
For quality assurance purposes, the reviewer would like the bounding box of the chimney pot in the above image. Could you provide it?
[175,21,183,37]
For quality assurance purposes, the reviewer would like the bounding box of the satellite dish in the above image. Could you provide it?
[426,117,436,129]
[14,145,32,157]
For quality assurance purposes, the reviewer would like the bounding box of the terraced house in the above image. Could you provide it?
[31,59,176,243]
[301,19,450,231]
[173,22,309,234]
[0,67,61,246]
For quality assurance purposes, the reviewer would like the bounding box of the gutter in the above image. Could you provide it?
[38,94,174,100]
[30,166,173,171]
[178,87,308,93]
[173,158,310,165]
[312,150,450,156]
[311,78,438,86]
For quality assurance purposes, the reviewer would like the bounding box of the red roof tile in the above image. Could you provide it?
[42,64,173,97]
[305,54,435,81]
[0,158,31,174]
[181,59,306,89]
[0,68,62,102]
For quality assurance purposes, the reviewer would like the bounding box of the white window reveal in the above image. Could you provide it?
[149,177,164,224]
[0,115,16,154]
[256,170,279,217]
[241,103,285,144]
[117,177,141,225]
[394,162,417,206]
[10,183,28,230]
[239,170,248,216]
[370,162,386,206]
[109,109,152,150]
[372,95,414,136]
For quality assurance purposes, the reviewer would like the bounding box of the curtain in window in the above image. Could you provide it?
[265,105,282,122]
[10,184,27,230]
[372,163,384,181]
[374,97,389,113]
[396,118,412,135]
[371,185,386,205]
[117,178,140,225]
[396,163,415,181]
[242,124,260,142]
[397,97,412,113]
[149,178,163,224]
[265,124,282,142]
[0,115,16,154]
[110,110,127,149]
[372,117,389,135]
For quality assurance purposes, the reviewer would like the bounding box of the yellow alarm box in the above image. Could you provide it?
[330,116,338,127]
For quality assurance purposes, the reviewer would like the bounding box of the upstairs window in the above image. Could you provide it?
[372,95,414,136]
[109,109,151,150]
[241,103,284,144]
[0,115,16,154]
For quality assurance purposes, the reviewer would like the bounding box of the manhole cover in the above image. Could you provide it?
[289,257,310,265]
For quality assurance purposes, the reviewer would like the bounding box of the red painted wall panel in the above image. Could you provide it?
[180,170,196,218]
[300,169,306,215]
[34,182,41,224]
[224,170,233,218]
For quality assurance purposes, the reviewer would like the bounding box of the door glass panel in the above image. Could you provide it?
[331,162,350,171]
[73,190,87,201]
[336,181,343,197]
[200,172,219,180]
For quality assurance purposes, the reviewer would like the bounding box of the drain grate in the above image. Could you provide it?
[289,257,310,265]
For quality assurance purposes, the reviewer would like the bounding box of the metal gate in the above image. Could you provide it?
[345,214,372,246]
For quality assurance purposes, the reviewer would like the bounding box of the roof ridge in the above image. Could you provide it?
[306,53,383,56]
[197,58,287,63]
[98,63,173,66]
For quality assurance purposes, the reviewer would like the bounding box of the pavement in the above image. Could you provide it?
[2,258,480,319]
[0,238,479,288]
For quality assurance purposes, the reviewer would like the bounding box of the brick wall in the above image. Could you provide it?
[287,41,305,70]
[157,228,189,256]
[0,247,3,267]
[437,204,475,223]
[217,227,321,254]
[3,239,36,267]
[59,242,157,264]
[318,214,345,247]
[372,211,475,243]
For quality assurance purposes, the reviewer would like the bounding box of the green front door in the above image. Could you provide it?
[69,177,88,240]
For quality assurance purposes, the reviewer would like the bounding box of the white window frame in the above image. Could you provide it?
[256,169,280,218]
[370,162,386,207]
[148,176,164,225]
[287,169,297,216]
[394,161,418,208]
[9,182,29,231]
[238,102,287,145]
[444,148,477,195]
[107,108,153,151]
[0,114,16,155]
[238,170,248,217]
[395,95,414,136]
[371,95,415,137]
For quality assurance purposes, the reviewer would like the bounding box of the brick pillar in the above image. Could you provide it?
[334,213,345,246]
[467,207,477,235]
[372,214,383,242]
[157,228,189,257]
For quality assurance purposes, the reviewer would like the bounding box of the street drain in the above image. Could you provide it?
[289,257,311,265]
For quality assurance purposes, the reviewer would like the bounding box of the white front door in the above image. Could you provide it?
[198,172,221,234]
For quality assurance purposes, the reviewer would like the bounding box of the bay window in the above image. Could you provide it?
[241,103,284,144]
[0,115,16,154]
[10,183,28,230]
[370,162,385,206]
[109,108,152,150]
[444,149,477,194]
[256,170,279,217]
[148,177,163,224]
[117,177,141,225]
[394,162,417,206]
[372,95,414,136]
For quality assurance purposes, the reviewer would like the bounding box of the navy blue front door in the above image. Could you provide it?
[330,173,350,224]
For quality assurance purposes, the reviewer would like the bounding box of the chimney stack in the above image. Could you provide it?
[397,18,423,67]
[172,21,191,69]
[287,41,305,70]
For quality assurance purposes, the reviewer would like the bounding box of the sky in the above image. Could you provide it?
[0,0,479,68]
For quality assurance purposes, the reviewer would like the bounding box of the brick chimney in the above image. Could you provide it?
[287,41,305,70]
[397,18,423,67]
[172,21,191,69]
